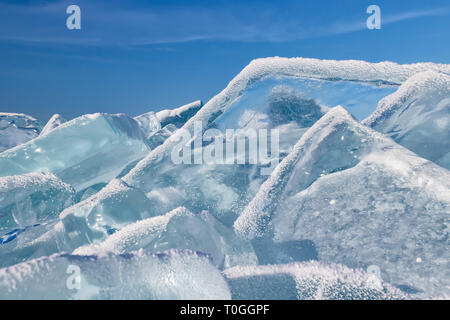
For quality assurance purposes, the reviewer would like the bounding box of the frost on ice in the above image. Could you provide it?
[0,250,231,299]
[74,207,258,269]
[224,261,407,300]
[0,172,74,231]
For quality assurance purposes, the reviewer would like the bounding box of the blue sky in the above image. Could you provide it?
[0,0,449,121]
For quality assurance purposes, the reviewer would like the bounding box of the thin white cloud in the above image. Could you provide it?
[303,7,450,40]
[0,1,448,46]
[384,7,449,24]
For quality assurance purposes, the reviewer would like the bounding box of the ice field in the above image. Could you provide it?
[0,57,449,299]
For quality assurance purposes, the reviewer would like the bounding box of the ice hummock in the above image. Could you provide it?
[0,113,150,191]
[74,207,257,269]
[40,114,67,136]
[0,113,42,153]
[235,106,450,298]
[0,172,74,231]
[118,60,414,226]
[118,58,448,224]
[363,71,450,170]
[0,249,231,299]
[224,261,407,300]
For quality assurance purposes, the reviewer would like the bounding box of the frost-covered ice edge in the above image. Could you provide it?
[0,57,449,300]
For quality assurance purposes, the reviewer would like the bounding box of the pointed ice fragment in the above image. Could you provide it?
[235,106,386,239]
[363,71,450,169]
[40,114,67,136]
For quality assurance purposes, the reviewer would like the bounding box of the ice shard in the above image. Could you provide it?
[0,113,150,191]
[363,71,450,170]
[136,100,203,149]
[134,111,161,140]
[39,114,67,136]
